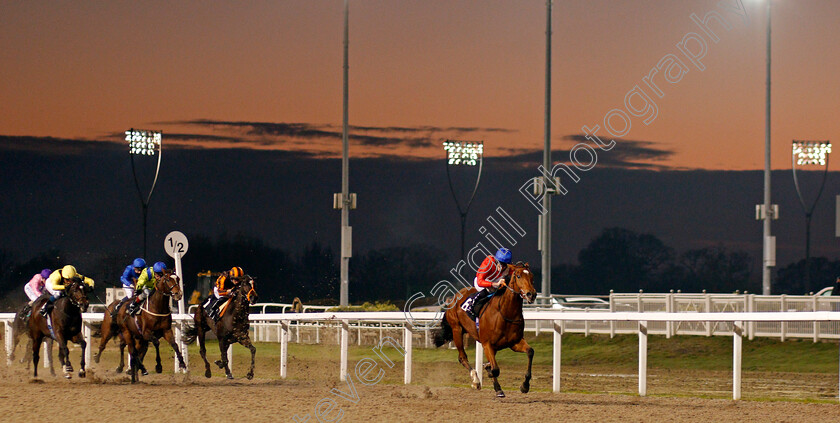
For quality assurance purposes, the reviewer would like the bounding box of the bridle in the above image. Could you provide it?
[156,273,180,298]
[65,280,88,310]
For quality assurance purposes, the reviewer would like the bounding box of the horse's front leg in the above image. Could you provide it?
[510,338,534,393]
[152,336,163,374]
[116,337,126,373]
[482,344,504,397]
[31,334,42,378]
[238,334,256,380]
[57,336,72,379]
[162,329,186,371]
[72,332,86,378]
[216,337,233,379]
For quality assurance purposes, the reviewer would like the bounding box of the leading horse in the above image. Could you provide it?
[434,261,537,397]
[186,277,258,379]
[28,279,90,379]
[106,269,187,383]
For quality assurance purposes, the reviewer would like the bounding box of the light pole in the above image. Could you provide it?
[541,0,553,298]
[333,0,356,307]
[791,140,832,286]
[761,0,775,295]
[443,140,484,262]
[126,128,162,258]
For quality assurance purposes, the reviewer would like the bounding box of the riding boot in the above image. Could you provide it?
[127,299,140,316]
[471,289,492,319]
[39,301,52,317]
[112,298,126,318]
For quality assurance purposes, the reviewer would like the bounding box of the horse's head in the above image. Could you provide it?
[65,278,90,312]
[156,269,183,301]
[236,276,258,305]
[508,262,537,304]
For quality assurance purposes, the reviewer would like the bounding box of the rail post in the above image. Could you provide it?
[340,320,349,381]
[748,294,755,340]
[475,339,484,386]
[280,320,289,378]
[639,320,648,396]
[83,321,92,370]
[553,320,562,392]
[705,292,712,336]
[813,295,819,343]
[733,321,743,400]
[403,322,413,384]
[780,295,787,342]
[4,321,12,366]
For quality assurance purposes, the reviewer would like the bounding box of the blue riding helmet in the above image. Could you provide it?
[495,247,512,264]
[133,258,146,268]
[153,261,167,273]
[40,269,52,279]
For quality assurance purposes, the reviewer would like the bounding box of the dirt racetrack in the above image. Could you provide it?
[3,339,840,423]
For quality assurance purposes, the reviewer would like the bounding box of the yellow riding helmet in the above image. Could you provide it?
[230,267,244,278]
[61,265,77,279]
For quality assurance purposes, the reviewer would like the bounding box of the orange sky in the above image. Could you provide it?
[1,0,838,170]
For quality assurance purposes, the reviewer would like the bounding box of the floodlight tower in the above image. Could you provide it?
[791,140,832,285]
[126,128,163,258]
[443,140,484,262]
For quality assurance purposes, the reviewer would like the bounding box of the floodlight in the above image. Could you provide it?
[126,129,162,156]
[792,140,831,166]
[443,140,483,166]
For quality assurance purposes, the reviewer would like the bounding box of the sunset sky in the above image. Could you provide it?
[3,0,838,170]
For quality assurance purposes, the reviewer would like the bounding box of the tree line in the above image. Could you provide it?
[0,227,836,310]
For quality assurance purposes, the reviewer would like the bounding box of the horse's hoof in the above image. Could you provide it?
[214,360,224,369]
[495,390,505,398]
[64,373,72,380]
[115,366,124,373]
[246,373,254,380]
[226,374,234,380]
[471,382,481,390]
[79,370,86,378]
[520,382,530,394]
[204,369,212,378]
[141,369,149,376]
[155,364,163,374]
[93,355,100,364]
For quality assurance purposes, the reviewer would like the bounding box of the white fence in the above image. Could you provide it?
[4,310,840,401]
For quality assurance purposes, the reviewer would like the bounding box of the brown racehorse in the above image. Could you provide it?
[28,279,90,379]
[433,261,537,397]
[108,270,187,383]
[95,302,172,375]
[186,277,258,379]
[8,303,55,376]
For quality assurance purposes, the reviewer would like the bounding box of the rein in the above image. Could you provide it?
[140,275,178,317]
[496,272,526,325]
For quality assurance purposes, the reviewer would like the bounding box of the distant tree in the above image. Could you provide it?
[679,245,753,293]
[296,242,339,302]
[350,244,448,302]
[775,258,840,295]
[573,227,675,293]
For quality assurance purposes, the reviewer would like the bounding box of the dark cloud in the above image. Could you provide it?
[496,135,678,170]
[0,135,122,155]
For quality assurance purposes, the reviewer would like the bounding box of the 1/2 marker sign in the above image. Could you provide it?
[165,231,189,258]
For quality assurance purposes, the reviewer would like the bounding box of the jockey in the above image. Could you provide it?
[206,266,245,320]
[112,257,145,318]
[462,247,512,321]
[128,261,167,316]
[25,269,52,305]
[40,265,94,316]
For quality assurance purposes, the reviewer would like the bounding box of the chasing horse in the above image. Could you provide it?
[103,262,187,383]
[434,248,537,397]
[29,265,93,379]
[186,272,258,380]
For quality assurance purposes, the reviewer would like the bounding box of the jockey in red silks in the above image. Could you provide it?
[461,247,512,321]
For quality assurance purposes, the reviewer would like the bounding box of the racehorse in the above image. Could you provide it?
[106,269,186,383]
[28,278,90,379]
[185,277,258,379]
[7,303,55,376]
[433,261,537,397]
[94,300,162,375]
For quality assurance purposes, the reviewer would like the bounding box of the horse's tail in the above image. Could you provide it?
[433,314,453,348]
[183,322,198,344]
